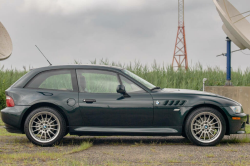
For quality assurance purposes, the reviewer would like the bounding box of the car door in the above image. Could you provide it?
[76,69,153,127]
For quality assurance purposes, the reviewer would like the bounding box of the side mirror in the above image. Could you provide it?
[117,85,126,95]
[117,85,130,97]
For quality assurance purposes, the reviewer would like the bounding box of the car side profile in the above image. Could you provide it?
[1,65,249,146]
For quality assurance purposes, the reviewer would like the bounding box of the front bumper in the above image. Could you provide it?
[223,107,249,134]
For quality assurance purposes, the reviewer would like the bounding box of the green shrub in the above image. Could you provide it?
[0,66,27,110]
[1,60,250,112]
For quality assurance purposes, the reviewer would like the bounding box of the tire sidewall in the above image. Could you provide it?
[185,107,226,146]
[24,107,66,146]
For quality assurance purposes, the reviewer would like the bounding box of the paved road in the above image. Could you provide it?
[61,135,250,165]
[1,125,250,165]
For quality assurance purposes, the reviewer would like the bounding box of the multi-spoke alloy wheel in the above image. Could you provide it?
[24,107,66,146]
[191,112,222,143]
[29,112,60,143]
[185,107,226,146]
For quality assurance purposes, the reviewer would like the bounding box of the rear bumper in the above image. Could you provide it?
[1,106,29,132]
[4,124,23,134]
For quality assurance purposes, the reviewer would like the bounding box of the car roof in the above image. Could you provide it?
[31,64,124,71]
[11,64,126,89]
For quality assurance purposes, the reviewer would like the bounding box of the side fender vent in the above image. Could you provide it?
[164,100,186,106]
[179,100,186,106]
[174,100,180,105]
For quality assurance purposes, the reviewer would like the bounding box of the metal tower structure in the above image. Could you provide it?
[172,0,188,70]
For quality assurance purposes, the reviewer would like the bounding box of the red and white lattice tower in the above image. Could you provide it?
[172,0,188,70]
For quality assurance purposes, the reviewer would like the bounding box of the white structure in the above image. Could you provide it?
[214,0,250,50]
[0,22,12,61]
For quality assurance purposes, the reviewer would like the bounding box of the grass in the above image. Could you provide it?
[0,125,250,166]
[0,60,250,139]
[0,65,28,110]
[2,59,250,110]
[48,159,89,166]
[246,125,250,134]
[206,154,215,158]
[0,152,62,161]
[0,133,93,165]
[167,159,181,163]
[0,152,63,165]
[89,59,250,90]
[0,119,4,126]
[66,141,93,154]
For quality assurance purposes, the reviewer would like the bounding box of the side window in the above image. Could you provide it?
[120,75,145,93]
[26,70,74,91]
[77,70,120,93]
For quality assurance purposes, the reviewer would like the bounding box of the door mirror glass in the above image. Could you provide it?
[116,85,126,94]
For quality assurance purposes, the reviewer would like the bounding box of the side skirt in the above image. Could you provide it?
[69,126,182,136]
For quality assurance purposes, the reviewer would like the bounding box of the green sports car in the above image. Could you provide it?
[1,65,249,146]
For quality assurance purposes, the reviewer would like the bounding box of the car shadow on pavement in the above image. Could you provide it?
[61,136,191,146]
[60,134,250,146]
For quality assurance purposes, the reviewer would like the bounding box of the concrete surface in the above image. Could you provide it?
[1,133,250,165]
[205,86,250,115]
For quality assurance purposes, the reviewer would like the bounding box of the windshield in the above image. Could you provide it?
[122,70,155,90]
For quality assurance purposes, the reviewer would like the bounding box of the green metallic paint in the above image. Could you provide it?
[1,106,29,129]
[1,65,248,136]
[78,92,154,126]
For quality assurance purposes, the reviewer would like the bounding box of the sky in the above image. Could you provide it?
[0,0,250,71]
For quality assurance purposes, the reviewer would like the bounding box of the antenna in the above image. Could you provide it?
[216,49,242,57]
[35,45,52,66]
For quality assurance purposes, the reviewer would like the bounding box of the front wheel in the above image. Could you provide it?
[24,107,66,146]
[185,107,226,146]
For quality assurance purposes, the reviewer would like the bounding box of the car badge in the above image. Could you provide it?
[156,101,160,105]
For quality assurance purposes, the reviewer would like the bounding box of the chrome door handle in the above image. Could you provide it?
[83,99,96,103]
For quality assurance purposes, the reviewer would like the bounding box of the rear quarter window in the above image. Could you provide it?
[25,70,74,91]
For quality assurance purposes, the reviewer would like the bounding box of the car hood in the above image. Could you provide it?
[157,88,240,105]
[160,88,217,96]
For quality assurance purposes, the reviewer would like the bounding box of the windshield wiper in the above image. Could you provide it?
[150,87,161,91]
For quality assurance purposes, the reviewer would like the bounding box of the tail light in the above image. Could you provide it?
[6,96,15,107]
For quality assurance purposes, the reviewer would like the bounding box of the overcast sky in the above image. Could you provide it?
[0,0,250,71]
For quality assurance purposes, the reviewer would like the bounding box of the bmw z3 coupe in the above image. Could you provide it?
[1,65,249,146]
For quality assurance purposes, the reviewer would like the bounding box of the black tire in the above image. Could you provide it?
[24,107,66,146]
[185,107,226,146]
[182,132,187,138]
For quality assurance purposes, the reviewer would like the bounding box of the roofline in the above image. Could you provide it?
[31,64,124,71]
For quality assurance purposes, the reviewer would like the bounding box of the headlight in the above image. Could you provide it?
[230,106,242,114]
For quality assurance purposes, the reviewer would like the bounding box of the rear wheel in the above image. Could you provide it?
[24,107,66,146]
[185,107,226,146]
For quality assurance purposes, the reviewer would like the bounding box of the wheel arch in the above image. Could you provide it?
[20,102,69,132]
[182,104,230,135]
